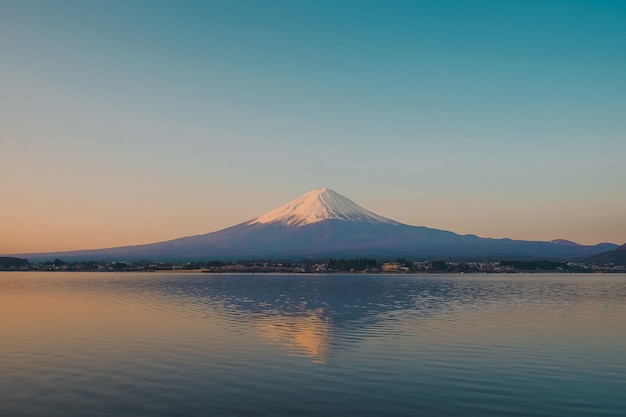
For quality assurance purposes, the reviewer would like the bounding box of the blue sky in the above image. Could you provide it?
[1,0,625,252]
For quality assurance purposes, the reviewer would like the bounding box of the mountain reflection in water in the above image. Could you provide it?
[256,309,330,363]
[127,273,626,365]
[148,274,461,364]
[147,274,428,364]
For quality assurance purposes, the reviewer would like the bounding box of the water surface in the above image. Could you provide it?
[1,272,625,416]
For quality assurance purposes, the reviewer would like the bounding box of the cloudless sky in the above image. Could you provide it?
[1,0,625,253]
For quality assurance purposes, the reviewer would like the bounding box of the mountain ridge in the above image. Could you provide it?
[585,243,626,265]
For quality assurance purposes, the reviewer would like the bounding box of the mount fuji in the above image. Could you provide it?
[15,188,617,262]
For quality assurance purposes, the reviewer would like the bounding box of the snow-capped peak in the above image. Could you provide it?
[550,239,582,247]
[247,188,399,227]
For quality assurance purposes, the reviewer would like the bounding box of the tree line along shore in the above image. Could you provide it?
[1,256,624,273]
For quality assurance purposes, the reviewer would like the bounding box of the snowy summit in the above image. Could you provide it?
[247,188,399,226]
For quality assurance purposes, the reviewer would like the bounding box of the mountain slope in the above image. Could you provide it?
[13,188,618,262]
[585,243,626,265]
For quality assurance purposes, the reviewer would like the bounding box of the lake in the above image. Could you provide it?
[1,272,625,416]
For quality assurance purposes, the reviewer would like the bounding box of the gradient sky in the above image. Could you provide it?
[1,0,625,254]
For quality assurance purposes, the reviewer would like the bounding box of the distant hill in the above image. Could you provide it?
[586,243,626,266]
[0,256,29,270]
[9,188,619,262]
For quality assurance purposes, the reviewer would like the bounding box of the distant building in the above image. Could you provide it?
[382,262,406,272]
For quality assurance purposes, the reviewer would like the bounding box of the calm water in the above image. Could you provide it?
[1,272,625,416]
